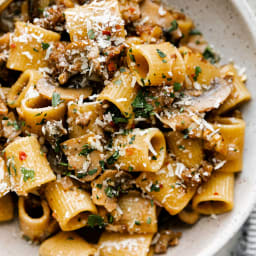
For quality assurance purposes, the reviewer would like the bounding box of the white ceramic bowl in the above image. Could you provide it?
[1,0,256,255]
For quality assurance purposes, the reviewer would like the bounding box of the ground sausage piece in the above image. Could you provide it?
[154,230,182,254]
[33,5,66,32]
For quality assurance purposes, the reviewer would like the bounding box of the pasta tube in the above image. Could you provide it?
[97,232,153,256]
[180,48,221,87]
[192,172,234,215]
[127,42,185,86]
[45,177,97,231]
[136,159,197,215]
[4,136,56,196]
[36,80,92,102]
[165,131,203,168]
[0,194,14,222]
[0,157,11,198]
[7,70,42,108]
[18,96,66,135]
[112,128,166,172]
[65,0,125,42]
[217,64,251,114]
[39,232,96,256]
[7,22,60,71]
[97,69,138,127]
[107,191,157,234]
[18,196,58,242]
[211,117,245,173]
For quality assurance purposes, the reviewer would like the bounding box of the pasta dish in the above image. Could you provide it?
[0,0,251,255]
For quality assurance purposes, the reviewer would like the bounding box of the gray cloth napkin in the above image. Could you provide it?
[234,206,256,255]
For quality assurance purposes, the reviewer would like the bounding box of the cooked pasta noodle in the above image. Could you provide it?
[0,0,251,254]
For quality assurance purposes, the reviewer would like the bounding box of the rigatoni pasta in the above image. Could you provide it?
[45,177,97,231]
[0,0,251,254]
[4,136,56,196]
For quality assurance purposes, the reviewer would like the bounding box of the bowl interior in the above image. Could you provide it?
[1,0,256,256]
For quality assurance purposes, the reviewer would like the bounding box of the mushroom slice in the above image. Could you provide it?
[36,77,92,102]
[182,78,231,113]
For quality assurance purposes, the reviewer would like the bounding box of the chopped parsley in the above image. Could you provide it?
[7,121,20,131]
[168,20,178,33]
[21,167,35,182]
[173,82,182,92]
[79,144,94,157]
[52,92,63,107]
[88,29,95,40]
[135,220,141,225]
[156,49,167,58]
[147,217,152,224]
[194,66,202,81]
[132,90,153,118]
[88,168,98,176]
[41,42,50,50]
[203,46,220,64]
[129,135,136,144]
[114,79,122,85]
[99,160,105,171]
[150,181,160,192]
[104,185,119,198]
[107,213,114,224]
[106,104,128,124]
[189,28,202,36]
[107,151,119,165]
[33,48,39,52]
[129,54,135,62]
[96,183,103,189]
[88,214,105,228]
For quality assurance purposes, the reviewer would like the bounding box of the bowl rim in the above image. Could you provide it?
[199,1,256,255]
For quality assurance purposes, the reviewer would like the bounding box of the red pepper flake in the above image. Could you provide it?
[103,30,111,36]
[19,151,27,161]
[126,148,134,156]
[159,184,163,188]
[129,7,135,13]
[107,62,116,72]
[109,121,115,127]
[213,192,219,196]
[10,43,16,49]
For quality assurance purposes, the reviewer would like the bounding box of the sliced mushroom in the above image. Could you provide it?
[37,77,92,102]
[182,78,231,113]
[61,134,104,182]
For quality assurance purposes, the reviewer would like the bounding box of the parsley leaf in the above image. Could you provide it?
[79,144,94,156]
[150,181,160,192]
[173,82,182,92]
[203,46,220,64]
[132,90,153,118]
[52,92,63,107]
[41,42,50,50]
[107,151,119,165]
[21,167,35,182]
[88,214,105,228]
[88,168,98,175]
[88,29,95,40]
[194,66,202,81]
[189,28,202,36]
[156,49,166,58]
[168,20,178,33]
